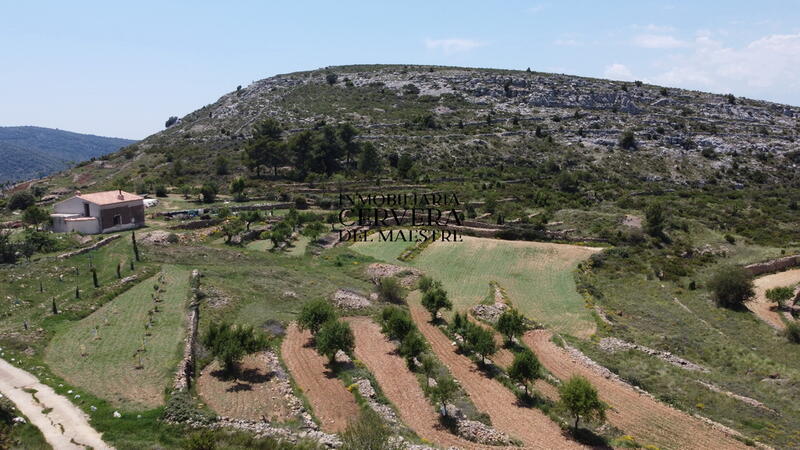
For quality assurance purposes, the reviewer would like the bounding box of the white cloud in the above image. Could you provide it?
[424,38,485,54]
[632,34,687,48]
[527,3,547,14]
[633,24,676,33]
[649,32,800,97]
[554,38,582,47]
[604,63,634,81]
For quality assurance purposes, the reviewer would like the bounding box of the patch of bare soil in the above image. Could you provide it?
[523,330,748,450]
[749,269,800,330]
[409,298,586,449]
[197,352,299,422]
[281,323,359,433]
[622,215,642,229]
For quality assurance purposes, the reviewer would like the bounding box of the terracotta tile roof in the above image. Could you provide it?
[76,190,143,206]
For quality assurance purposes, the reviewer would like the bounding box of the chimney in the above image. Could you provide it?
[117,189,124,201]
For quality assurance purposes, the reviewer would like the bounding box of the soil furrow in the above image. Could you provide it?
[282,323,359,433]
[523,330,748,450]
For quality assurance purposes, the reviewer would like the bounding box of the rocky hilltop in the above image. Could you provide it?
[18,64,800,192]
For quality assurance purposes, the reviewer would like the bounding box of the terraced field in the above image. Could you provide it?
[281,323,359,433]
[407,292,586,449]
[353,235,600,337]
[523,330,748,450]
[45,266,190,408]
[345,317,486,449]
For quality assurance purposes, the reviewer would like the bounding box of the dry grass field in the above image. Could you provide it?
[44,266,190,408]
[353,235,600,337]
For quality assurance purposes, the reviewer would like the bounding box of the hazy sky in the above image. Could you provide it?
[2,1,799,140]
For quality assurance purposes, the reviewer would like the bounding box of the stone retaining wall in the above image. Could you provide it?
[174,269,201,391]
[744,255,800,276]
[57,234,121,259]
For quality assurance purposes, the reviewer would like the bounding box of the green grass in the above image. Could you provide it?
[353,235,598,336]
[44,266,190,408]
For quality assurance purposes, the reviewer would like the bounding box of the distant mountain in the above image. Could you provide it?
[0,126,136,184]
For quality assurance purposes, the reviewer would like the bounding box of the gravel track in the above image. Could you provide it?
[0,357,112,449]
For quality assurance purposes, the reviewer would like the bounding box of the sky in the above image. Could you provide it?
[2,1,799,140]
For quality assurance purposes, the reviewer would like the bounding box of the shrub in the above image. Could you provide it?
[165,116,179,128]
[399,331,426,362]
[708,265,755,308]
[182,429,216,450]
[380,306,414,341]
[378,277,405,303]
[325,73,338,85]
[724,234,736,244]
[154,184,168,197]
[201,322,268,375]
[619,130,637,150]
[294,196,309,210]
[298,299,337,335]
[340,408,403,450]
[200,183,217,203]
[785,322,800,343]
[7,191,35,211]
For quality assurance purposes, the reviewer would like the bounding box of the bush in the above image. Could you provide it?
[378,277,405,303]
[619,130,637,150]
[380,306,414,341]
[201,323,268,375]
[341,409,402,450]
[7,191,35,211]
[182,429,216,450]
[708,265,754,308]
[325,73,338,85]
[724,234,736,244]
[200,183,217,203]
[785,322,800,343]
[155,184,168,197]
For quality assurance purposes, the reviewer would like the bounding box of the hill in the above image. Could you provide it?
[25,64,799,196]
[0,126,136,184]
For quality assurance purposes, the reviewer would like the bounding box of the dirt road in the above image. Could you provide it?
[281,323,359,433]
[750,269,800,329]
[0,357,112,450]
[523,330,748,450]
[409,298,586,449]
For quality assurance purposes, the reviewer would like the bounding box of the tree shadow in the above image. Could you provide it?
[226,382,254,393]
[569,427,612,448]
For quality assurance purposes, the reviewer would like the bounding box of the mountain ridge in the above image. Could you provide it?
[0,126,136,185]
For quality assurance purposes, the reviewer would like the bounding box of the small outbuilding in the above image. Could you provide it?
[51,190,145,234]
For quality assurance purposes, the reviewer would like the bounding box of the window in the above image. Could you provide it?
[113,214,121,226]
[83,203,90,217]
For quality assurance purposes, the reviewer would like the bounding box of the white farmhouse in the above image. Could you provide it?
[51,190,146,234]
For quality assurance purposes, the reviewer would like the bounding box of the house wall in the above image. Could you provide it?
[99,201,145,232]
[65,219,100,234]
[53,197,86,215]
